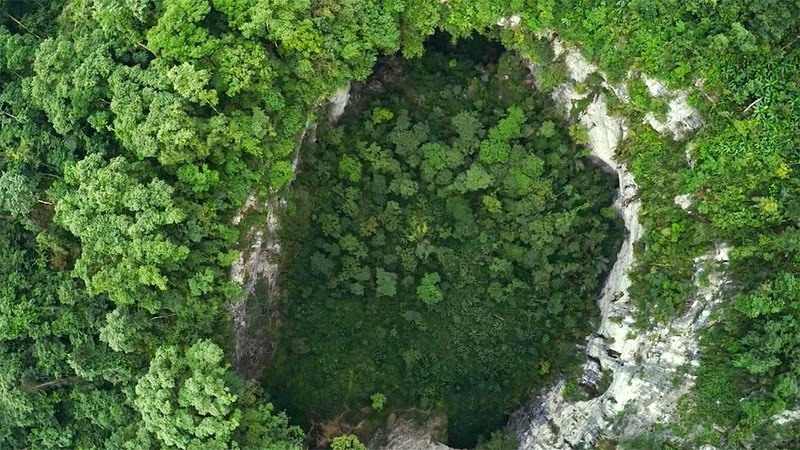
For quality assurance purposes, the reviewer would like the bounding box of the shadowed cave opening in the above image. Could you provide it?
[263,32,623,449]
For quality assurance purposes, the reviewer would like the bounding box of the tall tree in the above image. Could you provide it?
[53,154,188,311]
[132,340,303,450]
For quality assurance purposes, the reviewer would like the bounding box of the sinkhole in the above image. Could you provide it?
[263,33,623,449]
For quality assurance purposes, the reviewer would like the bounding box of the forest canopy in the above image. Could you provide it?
[1,0,800,449]
[266,36,621,447]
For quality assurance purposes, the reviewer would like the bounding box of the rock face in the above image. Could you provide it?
[644,90,705,141]
[228,86,352,381]
[512,244,729,449]
[496,15,522,28]
[564,49,597,83]
[510,40,719,449]
[329,83,351,124]
[228,196,284,381]
[371,414,456,450]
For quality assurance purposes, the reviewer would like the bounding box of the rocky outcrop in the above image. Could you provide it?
[512,243,729,449]
[496,15,522,28]
[509,39,718,449]
[640,73,704,141]
[644,90,704,141]
[370,413,456,450]
[329,83,351,124]
[674,194,694,211]
[228,196,284,381]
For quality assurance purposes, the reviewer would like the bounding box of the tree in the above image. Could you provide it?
[331,434,367,450]
[134,340,240,449]
[370,393,387,411]
[417,272,443,306]
[53,154,189,311]
[146,0,217,61]
[454,164,493,193]
[375,268,398,298]
[339,154,362,183]
[133,340,302,449]
[0,171,36,220]
[0,219,133,449]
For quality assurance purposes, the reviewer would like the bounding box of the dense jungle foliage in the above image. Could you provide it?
[1,0,799,448]
[266,36,620,447]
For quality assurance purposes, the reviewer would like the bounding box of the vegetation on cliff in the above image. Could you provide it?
[1,0,799,448]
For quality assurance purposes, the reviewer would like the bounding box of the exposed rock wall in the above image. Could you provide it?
[329,83,351,124]
[228,196,283,381]
[512,243,729,449]
[644,91,704,141]
[510,39,718,449]
[228,84,352,381]
[371,414,455,450]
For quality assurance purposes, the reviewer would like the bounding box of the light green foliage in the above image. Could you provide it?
[167,62,218,106]
[478,139,511,165]
[691,272,800,444]
[417,272,443,306]
[478,108,525,165]
[375,268,398,298]
[488,106,525,142]
[53,154,188,309]
[568,123,590,146]
[331,434,367,450]
[455,163,493,193]
[135,340,241,449]
[147,0,216,60]
[99,307,149,354]
[451,110,484,143]
[538,120,556,138]
[0,171,36,220]
[135,340,303,450]
[397,0,440,57]
[370,392,387,412]
[339,155,363,183]
[372,107,394,124]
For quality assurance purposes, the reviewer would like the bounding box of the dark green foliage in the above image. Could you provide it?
[266,40,621,447]
[0,219,136,449]
[475,429,519,450]
[3,0,800,447]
